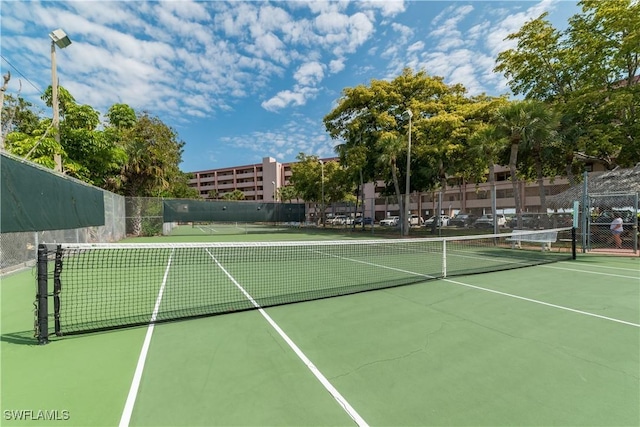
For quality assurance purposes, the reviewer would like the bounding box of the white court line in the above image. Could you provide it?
[205,249,369,427]
[315,249,640,329]
[541,264,640,280]
[441,277,640,328]
[119,249,175,427]
[563,263,640,272]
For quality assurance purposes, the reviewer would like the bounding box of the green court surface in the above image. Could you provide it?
[1,235,638,426]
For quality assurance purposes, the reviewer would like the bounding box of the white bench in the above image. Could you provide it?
[507,230,558,251]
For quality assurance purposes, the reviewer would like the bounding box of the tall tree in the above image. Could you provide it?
[467,123,508,231]
[494,0,640,168]
[114,113,185,197]
[324,68,480,232]
[376,132,405,221]
[495,13,575,102]
[60,103,126,185]
[1,94,42,136]
[494,100,559,226]
[278,185,299,203]
[222,190,245,200]
[289,153,354,224]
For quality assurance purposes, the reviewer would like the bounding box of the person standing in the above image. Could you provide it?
[610,212,624,249]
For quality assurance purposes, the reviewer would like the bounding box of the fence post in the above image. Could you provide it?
[581,171,589,252]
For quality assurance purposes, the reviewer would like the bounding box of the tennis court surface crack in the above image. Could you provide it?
[329,323,445,381]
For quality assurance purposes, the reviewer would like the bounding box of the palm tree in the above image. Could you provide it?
[336,141,368,229]
[494,100,558,228]
[376,132,406,232]
[468,123,508,232]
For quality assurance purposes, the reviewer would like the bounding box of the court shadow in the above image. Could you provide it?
[0,330,40,346]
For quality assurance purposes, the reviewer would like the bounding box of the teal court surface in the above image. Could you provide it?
[1,230,639,426]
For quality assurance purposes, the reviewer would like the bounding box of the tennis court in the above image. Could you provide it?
[1,230,638,426]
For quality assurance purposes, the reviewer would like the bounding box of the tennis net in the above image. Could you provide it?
[35,227,575,343]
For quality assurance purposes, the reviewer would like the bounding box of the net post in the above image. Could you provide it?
[36,244,49,345]
[53,245,63,336]
[442,239,447,278]
[571,227,577,260]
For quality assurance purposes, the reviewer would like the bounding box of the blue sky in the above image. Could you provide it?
[1,0,579,172]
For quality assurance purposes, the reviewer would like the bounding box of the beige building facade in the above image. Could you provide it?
[188,158,606,221]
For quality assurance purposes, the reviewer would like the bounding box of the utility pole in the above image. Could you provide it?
[0,71,10,150]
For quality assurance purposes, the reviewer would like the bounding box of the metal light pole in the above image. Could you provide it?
[272,180,277,225]
[50,29,72,173]
[403,109,413,236]
[319,160,325,227]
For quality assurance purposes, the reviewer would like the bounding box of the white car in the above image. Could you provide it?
[423,215,450,227]
[330,215,352,225]
[379,216,399,226]
[409,214,424,226]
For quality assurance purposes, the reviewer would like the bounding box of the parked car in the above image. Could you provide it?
[449,213,477,227]
[507,213,545,229]
[423,215,450,227]
[472,214,506,229]
[409,214,424,227]
[330,215,352,225]
[379,216,399,226]
[354,217,374,225]
[549,213,573,228]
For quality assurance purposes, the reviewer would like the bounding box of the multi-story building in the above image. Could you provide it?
[189,157,286,202]
[188,157,607,221]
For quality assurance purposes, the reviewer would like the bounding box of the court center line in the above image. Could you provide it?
[315,250,640,328]
[119,249,175,427]
[205,249,369,427]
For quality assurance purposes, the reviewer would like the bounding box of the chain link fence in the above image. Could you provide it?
[3,175,637,272]
[311,178,576,233]
[586,193,639,251]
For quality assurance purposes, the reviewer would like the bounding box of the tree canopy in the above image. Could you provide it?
[2,89,197,199]
[494,0,640,168]
[323,68,508,232]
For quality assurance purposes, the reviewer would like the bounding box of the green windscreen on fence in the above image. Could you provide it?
[1,154,105,233]
[163,199,305,223]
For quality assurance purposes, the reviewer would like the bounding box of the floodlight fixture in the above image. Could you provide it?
[50,28,72,172]
[49,29,72,49]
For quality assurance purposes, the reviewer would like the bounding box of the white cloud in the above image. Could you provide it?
[305,1,350,15]
[329,58,345,74]
[407,41,425,53]
[467,20,491,42]
[391,22,413,44]
[343,12,375,53]
[294,61,325,86]
[261,87,318,112]
[358,0,406,18]
[158,1,210,22]
[315,11,350,33]
[218,117,334,160]
[258,4,293,32]
[247,32,290,65]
